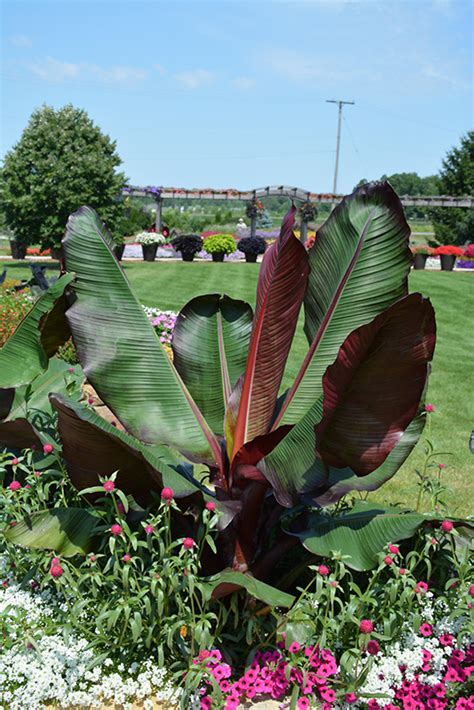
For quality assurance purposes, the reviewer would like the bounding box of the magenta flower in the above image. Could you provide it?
[183,537,195,550]
[161,487,174,502]
[425,403,434,413]
[144,524,154,534]
[399,567,406,575]
[43,443,54,455]
[122,553,131,563]
[438,463,446,470]
[318,564,329,576]
[297,699,310,709]
[367,639,380,655]
[288,641,301,653]
[415,581,428,594]
[345,693,358,704]
[359,619,374,634]
[11,458,19,465]
[89,554,96,562]
[102,480,115,493]
[469,584,474,597]
[384,555,394,565]
[117,502,125,514]
[388,544,399,554]
[441,520,454,533]
[110,523,123,536]
[205,501,216,511]
[50,564,63,578]
[8,481,21,491]
[67,367,75,373]
[419,622,433,637]
[440,634,454,646]
[87,397,94,405]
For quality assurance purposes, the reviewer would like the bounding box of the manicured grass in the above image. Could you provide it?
[4,260,473,514]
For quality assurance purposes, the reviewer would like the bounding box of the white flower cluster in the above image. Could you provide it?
[136,231,168,245]
[0,574,181,710]
[142,305,177,320]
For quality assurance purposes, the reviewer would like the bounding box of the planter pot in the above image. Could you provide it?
[182,253,195,262]
[413,253,428,270]
[440,254,456,271]
[142,244,158,262]
[245,253,258,263]
[114,244,125,261]
[211,253,225,262]
[10,240,27,260]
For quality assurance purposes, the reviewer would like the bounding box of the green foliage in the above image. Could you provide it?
[203,233,236,255]
[0,104,126,249]
[116,200,152,244]
[355,172,441,220]
[429,132,474,245]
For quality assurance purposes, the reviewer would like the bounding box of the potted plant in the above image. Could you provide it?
[432,245,464,271]
[136,232,168,262]
[9,238,27,260]
[171,234,203,262]
[113,235,125,261]
[410,245,432,270]
[237,236,267,262]
[203,233,236,262]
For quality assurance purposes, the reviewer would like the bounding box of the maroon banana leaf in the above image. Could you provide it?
[228,207,309,459]
[316,293,436,474]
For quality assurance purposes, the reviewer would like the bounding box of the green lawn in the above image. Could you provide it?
[4,260,473,514]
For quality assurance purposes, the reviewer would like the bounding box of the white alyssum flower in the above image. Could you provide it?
[0,571,181,710]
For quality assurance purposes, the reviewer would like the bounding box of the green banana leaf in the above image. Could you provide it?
[62,207,221,466]
[4,507,99,556]
[0,358,83,449]
[50,393,215,502]
[172,294,252,435]
[276,182,411,427]
[285,501,432,571]
[202,569,295,607]
[0,273,74,389]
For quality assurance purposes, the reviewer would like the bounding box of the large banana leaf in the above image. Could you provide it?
[230,208,309,456]
[258,293,434,506]
[275,182,411,427]
[50,393,214,501]
[309,409,426,507]
[4,507,99,556]
[285,501,431,571]
[0,274,74,389]
[172,294,252,435]
[0,359,83,449]
[62,207,221,466]
[316,294,435,474]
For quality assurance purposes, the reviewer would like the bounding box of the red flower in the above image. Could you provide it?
[432,245,464,256]
[318,564,329,576]
[110,524,123,536]
[183,537,195,550]
[43,443,54,455]
[122,554,131,563]
[425,403,434,413]
[384,555,394,565]
[8,481,21,491]
[161,487,174,502]
[367,639,380,655]
[415,581,428,594]
[205,501,216,512]
[102,480,115,493]
[388,544,399,554]
[50,564,63,578]
[359,619,374,634]
[441,520,454,533]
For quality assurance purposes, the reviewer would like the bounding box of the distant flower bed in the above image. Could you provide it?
[432,245,464,256]
[143,305,177,344]
[26,247,51,256]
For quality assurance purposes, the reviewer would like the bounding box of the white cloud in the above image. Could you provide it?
[11,34,32,48]
[154,64,166,75]
[174,69,215,89]
[262,48,370,85]
[25,57,147,84]
[232,76,256,90]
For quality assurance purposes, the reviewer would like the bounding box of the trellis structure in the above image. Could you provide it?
[123,185,474,238]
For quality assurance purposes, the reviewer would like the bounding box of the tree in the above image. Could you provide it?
[354,172,441,220]
[430,132,474,245]
[0,104,126,249]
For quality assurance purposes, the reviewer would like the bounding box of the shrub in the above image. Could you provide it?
[237,236,267,255]
[0,289,33,347]
[464,243,474,258]
[203,233,236,255]
[411,245,433,255]
[171,233,203,255]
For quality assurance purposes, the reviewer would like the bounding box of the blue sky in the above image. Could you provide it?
[1,0,472,194]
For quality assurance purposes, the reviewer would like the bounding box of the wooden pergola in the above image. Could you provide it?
[123,184,474,241]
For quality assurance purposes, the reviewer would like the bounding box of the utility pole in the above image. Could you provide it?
[326,99,354,197]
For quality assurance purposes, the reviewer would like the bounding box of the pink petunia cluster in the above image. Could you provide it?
[196,646,339,709]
